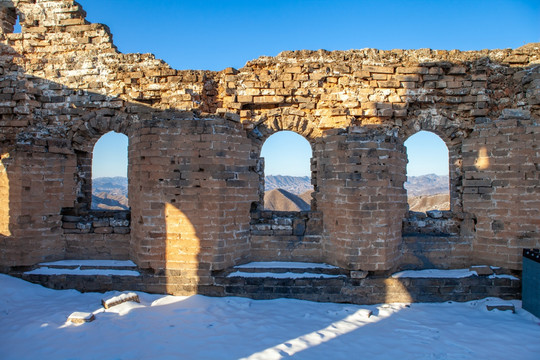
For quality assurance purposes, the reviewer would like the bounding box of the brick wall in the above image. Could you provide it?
[250,210,324,263]
[463,109,540,269]
[316,127,408,271]
[129,116,259,290]
[62,210,130,260]
[0,0,538,289]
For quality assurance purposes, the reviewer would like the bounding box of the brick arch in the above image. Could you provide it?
[69,110,132,212]
[70,110,131,152]
[247,110,322,145]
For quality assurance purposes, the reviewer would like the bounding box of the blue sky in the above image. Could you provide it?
[80,0,539,71]
[85,0,539,178]
[92,132,128,178]
[261,131,312,177]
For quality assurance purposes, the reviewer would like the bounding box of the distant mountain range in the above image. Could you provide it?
[405,174,449,212]
[92,177,128,210]
[92,174,448,212]
[405,174,449,197]
[265,175,313,195]
[93,177,128,195]
[264,189,311,212]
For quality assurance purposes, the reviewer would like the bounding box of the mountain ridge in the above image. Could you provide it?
[265,175,313,195]
[92,177,128,210]
[92,174,449,212]
[405,173,449,197]
[264,188,310,211]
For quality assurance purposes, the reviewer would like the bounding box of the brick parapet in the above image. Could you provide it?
[249,210,324,263]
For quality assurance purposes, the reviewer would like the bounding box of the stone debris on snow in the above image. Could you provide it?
[102,292,140,309]
[486,304,516,313]
[67,311,95,324]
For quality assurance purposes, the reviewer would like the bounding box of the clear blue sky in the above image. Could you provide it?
[80,0,539,71]
[404,131,449,176]
[85,0,539,178]
[261,131,312,177]
[92,132,128,178]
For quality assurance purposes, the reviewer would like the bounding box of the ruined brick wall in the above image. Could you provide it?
[0,0,538,291]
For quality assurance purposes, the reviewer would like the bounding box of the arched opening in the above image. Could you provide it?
[260,131,313,211]
[404,130,450,212]
[91,131,129,210]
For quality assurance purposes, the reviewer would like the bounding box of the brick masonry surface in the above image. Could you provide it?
[0,0,538,301]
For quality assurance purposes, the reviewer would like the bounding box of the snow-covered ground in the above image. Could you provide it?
[1,274,539,360]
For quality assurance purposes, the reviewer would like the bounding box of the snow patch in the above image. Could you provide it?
[489,274,520,280]
[392,268,478,278]
[25,267,140,276]
[228,271,345,279]
[39,260,137,267]
[234,261,339,269]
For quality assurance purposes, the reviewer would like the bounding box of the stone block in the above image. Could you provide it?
[67,312,95,324]
[363,65,395,74]
[93,219,110,227]
[113,227,130,234]
[102,292,140,309]
[76,222,92,231]
[350,270,368,279]
[486,304,515,313]
[426,210,443,219]
[110,219,130,227]
[396,67,428,74]
[94,227,113,234]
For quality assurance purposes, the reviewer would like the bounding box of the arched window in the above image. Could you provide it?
[404,131,450,212]
[260,131,312,211]
[91,131,128,210]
